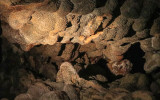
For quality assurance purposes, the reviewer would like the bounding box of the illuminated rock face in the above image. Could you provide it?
[0,0,160,74]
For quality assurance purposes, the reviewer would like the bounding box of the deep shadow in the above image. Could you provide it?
[124,43,145,73]
[124,26,136,37]
[58,43,66,56]
[96,58,122,82]
[0,21,2,63]
[146,8,160,29]
[96,0,107,8]
[70,43,79,59]
[57,36,63,42]
[105,0,125,27]
[66,21,72,28]
[78,58,122,83]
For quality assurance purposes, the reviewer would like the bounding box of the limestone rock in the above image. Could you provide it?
[39,91,70,100]
[15,93,33,100]
[27,83,50,100]
[109,73,150,91]
[132,91,155,100]
[120,0,143,18]
[144,52,160,73]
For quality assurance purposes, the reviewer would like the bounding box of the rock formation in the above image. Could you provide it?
[0,0,160,99]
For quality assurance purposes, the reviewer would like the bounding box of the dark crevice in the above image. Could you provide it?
[107,39,114,41]
[51,62,59,71]
[96,0,107,8]
[120,42,130,46]
[57,36,63,42]
[66,21,72,28]
[70,43,79,59]
[151,68,160,75]
[68,0,74,12]
[29,16,32,21]
[47,56,51,63]
[124,43,145,73]
[95,22,103,33]
[58,43,66,56]
[124,27,136,37]
[35,44,42,47]
[69,37,74,41]
[146,8,160,30]
[77,52,85,59]
[105,0,125,27]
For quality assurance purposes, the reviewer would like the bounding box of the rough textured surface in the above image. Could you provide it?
[0,0,160,100]
[11,62,157,100]
[0,0,160,74]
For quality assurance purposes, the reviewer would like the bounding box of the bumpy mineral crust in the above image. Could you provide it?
[0,0,160,75]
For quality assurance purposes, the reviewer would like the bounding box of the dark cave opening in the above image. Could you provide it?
[78,58,122,85]
[124,43,145,73]
[96,58,122,82]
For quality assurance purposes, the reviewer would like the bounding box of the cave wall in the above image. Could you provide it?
[0,0,160,100]
[0,0,160,74]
